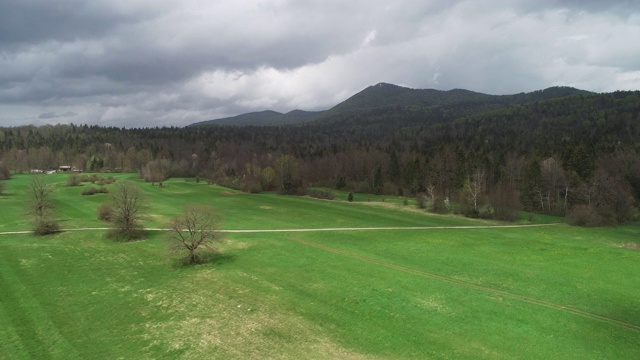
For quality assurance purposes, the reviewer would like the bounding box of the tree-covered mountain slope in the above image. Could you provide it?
[190,83,593,127]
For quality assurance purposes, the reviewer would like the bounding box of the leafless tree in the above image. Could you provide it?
[540,157,569,214]
[141,159,171,186]
[463,168,486,211]
[168,205,222,265]
[426,184,437,206]
[110,181,145,240]
[28,176,60,235]
[29,176,55,219]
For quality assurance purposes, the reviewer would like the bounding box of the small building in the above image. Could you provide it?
[58,165,72,172]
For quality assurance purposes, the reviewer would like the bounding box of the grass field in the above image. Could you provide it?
[1,174,639,359]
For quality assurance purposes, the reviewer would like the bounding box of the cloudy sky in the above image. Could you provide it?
[1,0,639,128]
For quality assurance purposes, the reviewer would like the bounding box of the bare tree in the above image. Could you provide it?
[141,159,171,186]
[540,157,569,214]
[426,184,437,207]
[0,161,10,180]
[28,176,60,235]
[463,168,486,211]
[168,205,222,265]
[488,182,521,221]
[110,181,145,240]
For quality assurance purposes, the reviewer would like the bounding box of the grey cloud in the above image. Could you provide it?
[0,0,164,46]
[517,0,640,17]
[38,111,77,119]
[1,0,639,128]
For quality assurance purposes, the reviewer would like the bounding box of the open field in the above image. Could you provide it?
[1,174,639,358]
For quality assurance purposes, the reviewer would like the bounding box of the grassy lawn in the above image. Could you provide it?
[0,174,639,358]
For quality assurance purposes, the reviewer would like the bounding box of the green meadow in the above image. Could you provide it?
[0,174,639,359]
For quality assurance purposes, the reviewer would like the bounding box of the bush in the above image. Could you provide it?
[307,189,335,200]
[33,218,61,235]
[97,203,114,222]
[106,228,146,242]
[347,192,354,202]
[416,193,427,209]
[0,162,10,180]
[82,187,109,196]
[66,174,82,187]
[568,205,605,227]
[479,205,496,219]
[241,180,263,194]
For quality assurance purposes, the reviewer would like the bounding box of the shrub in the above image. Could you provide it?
[96,177,116,186]
[479,205,495,219]
[97,203,114,222]
[416,193,427,209]
[66,174,82,187]
[0,162,10,180]
[241,180,263,194]
[307,189,335,200]
[33,218,61,235]
[81,187,109,196]
[347,192,354,202]
[568,205,605,227]
[431,198,447,214]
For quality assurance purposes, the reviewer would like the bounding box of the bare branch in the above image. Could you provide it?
[168,205,222,265]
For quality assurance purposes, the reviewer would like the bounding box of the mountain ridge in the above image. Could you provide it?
[189,83,594,127]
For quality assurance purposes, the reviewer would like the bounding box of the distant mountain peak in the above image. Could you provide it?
[190,83,595,127]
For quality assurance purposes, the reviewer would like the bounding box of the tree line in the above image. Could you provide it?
[1,90,639,226]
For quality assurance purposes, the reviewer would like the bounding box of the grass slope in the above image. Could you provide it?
[1,174,639,359]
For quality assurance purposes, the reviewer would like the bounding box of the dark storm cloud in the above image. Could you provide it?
[0,0,639,127]
[0,0,161,46]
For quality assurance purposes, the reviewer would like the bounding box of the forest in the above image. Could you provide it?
[1,84,639,226]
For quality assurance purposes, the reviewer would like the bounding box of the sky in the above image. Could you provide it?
[1,0,639,128]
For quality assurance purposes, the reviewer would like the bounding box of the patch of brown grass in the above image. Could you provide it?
[136,270,375,359]
[619,243,640,250]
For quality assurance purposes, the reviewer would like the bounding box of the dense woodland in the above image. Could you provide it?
[1,84,639,226]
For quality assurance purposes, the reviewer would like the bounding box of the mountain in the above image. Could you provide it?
[189,83,594,127]
[190,109,323,127]
[328,83,494,113]
[327,83,593,115]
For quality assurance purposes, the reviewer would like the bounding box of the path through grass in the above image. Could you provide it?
[0,174,638,358]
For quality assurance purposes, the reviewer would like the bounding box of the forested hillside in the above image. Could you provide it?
[190,83,593,126]
[1,86,639,226]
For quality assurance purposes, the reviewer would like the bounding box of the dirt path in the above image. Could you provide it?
[0,223,561,236]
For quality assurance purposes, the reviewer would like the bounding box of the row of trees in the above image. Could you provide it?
[3,90,639,225]
[8,141,639,226]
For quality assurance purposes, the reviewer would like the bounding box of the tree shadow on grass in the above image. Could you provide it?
[170,251,237,269]
[105,228,147,242]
